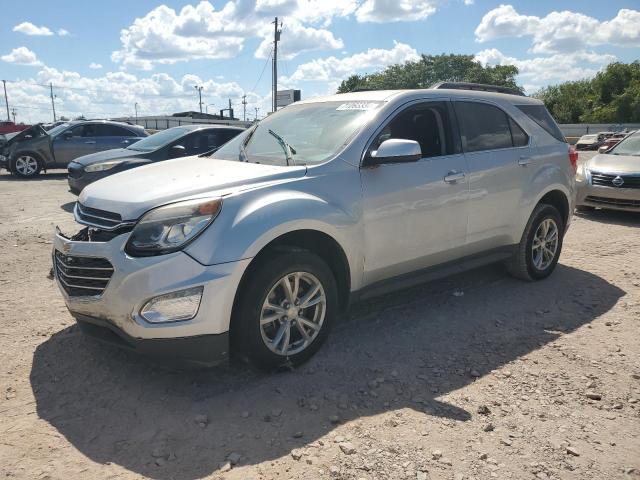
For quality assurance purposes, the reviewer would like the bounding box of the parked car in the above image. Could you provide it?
[576,130,640,212]
[52,84,575,369]
[597,131,634,153]
[0,120,147,178]
[0,121,30,135]
[67,125,245,194]
[575,133,605,150]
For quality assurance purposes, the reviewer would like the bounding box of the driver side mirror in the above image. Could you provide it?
[364,139,422,167]
[169,145,186,158]
[598,146,609,154]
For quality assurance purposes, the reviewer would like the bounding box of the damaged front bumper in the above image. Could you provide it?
[52,226,251,366]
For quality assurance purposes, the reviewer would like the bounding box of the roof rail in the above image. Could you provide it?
[431,82,525,96]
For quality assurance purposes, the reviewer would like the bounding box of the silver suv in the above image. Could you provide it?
[53,84,576,369]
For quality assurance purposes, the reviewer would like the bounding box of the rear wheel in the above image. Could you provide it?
[11,154,42,178]
[232,249,338,370]
[507,204,564,281]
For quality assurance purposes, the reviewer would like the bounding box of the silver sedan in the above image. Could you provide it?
[576,131,640,212]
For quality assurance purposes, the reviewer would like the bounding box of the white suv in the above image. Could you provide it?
[53,83,576,369]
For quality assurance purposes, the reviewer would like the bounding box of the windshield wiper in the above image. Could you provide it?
[239,125,258,162]
[268,129,297,166]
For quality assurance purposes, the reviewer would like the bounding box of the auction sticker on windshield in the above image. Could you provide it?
[336,102,381,111]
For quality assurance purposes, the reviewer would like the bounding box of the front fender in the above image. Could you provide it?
[184,186,363,288]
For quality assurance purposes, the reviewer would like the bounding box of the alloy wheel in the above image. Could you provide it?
[15,155,39,176]
[260,271,326,356]
[531,218,559,270]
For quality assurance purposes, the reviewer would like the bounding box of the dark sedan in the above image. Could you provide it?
[67,125,245,194]
[0,120,147,177]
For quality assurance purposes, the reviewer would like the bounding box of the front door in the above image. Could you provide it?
[53,124,98,165]
[360,100,469,286]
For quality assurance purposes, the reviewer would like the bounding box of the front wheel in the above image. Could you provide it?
[507,204,564,281]
[232,249,338,370]
[11,154,42,178]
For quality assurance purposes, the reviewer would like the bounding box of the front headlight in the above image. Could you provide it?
[125,198,222,256]
[84,160,125,172]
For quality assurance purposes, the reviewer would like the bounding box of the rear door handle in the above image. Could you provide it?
[444,171,466,184]
[518,156,532,166]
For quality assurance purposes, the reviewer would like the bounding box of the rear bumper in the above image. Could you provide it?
[75,313,230,367]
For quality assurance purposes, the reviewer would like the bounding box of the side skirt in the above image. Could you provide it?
[350,246,515,303]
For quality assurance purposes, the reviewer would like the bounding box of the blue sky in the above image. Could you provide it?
[1,0,639,123]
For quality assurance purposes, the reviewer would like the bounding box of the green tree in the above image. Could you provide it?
[337,54,521,93]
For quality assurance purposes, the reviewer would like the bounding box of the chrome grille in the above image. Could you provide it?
[74,203,133,230]
[54,250,114,297]
[590,171,640,189]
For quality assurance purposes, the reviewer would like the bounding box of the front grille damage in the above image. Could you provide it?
[54,250,114,297]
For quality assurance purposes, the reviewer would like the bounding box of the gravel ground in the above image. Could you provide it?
[1,156,639,480]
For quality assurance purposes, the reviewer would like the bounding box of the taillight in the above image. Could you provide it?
[568,146,578,173]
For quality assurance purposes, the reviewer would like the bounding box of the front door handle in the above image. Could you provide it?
[444,171,466,184]
[518,156,532,166]
[84,141,96,144]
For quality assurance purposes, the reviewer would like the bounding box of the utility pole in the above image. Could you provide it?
[228,98,233,119]
[10,108,17,124]
[49,83,57,122]
[272,17,282,113]
[134,102,139,124]
[242,94,247,121]
[2,80,9,121]
[194,85,203,113]
[254,107,259,121]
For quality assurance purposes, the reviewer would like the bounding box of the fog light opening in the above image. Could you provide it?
[140,286,203,323]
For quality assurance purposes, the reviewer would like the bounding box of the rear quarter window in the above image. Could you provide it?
[516,104,566,143]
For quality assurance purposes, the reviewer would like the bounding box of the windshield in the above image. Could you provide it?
[48,123,71,137]
[127,127,191,151]
[214,101,383,166]
[609,132,640,156]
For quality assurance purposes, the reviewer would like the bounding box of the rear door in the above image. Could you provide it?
[52,124,98,165]
[453,100,533,252]
[360,100,470,285]
[94,124,138,152]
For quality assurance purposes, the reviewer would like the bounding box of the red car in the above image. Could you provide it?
[0,121,30,135]
[598,132,634,153]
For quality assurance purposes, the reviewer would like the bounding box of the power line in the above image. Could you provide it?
[250,48,273,94]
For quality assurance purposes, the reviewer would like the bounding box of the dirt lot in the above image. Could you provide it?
[1,158,639,480]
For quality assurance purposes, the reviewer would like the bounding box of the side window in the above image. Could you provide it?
[66,126,85,138]
[95,125,135,137]
[372,102,454,158]
[509,118,529,147]
[454,102,513,152]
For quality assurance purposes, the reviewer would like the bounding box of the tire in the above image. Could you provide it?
[576,205,595,213]
[507,204,564,281]
[232,249,338,370]
[11,153,42,178]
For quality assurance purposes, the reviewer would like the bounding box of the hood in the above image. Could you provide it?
[586,153,640,174]
[3,124,47,150]
[79,155,307,220]
[73,148,146,166]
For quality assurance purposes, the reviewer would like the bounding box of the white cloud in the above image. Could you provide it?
[89,63,103,69]
[284,41,419,83]
[1,47,43,66]
[475,48,617,91]
[112,1,354,70]
[57,28,70,36]
[13,22,54,36]
[463,0,474,5]
[7,65,267,123]
[255,19,343,59]
[355,0,436,23]
[475,5,640,54]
